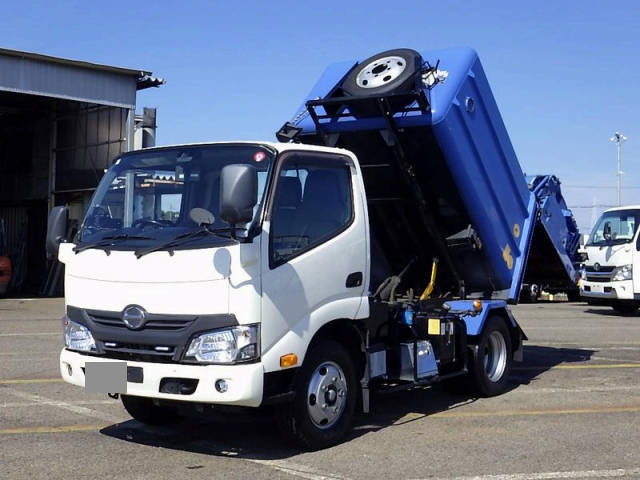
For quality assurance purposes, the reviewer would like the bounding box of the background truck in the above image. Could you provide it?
[580,205,640,314]
[518,175,581,302]
[48,47,579,450]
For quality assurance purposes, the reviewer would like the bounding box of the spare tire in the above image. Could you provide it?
[341,48,422,97]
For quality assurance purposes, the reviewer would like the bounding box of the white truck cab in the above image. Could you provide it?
[580,206,640,314]
[55,141,368,402]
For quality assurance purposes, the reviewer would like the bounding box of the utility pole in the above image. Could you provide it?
[610,131,627,206]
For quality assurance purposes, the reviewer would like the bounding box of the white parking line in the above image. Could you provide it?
[248,459,350,480]
[427,467,640,479]
[0,352,59,356]
[0,332,59,337]
[0,400,113,408]
[591,356,640,363]
[2,387,122,423]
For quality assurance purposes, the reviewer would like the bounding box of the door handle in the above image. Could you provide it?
[345,272,363,288]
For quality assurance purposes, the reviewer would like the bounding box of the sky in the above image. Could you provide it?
[2,0,640,233]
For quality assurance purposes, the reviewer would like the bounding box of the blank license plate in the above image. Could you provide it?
[85,362,127,394]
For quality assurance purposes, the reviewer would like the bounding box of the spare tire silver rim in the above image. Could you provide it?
[355,56,407,89]
[483,331,507,382]
[306,361,347,429]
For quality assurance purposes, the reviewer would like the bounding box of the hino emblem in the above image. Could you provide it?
[593,263,601,272]
[122,305,147,330]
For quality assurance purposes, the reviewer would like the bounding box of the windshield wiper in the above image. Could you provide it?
[73,234,153,254]
[134,227,243,259]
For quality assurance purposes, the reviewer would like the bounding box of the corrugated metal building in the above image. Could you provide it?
[0,48,162,294]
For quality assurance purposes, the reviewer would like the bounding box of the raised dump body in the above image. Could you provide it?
[279,47,578,302]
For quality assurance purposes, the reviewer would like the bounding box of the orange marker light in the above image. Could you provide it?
[280,354,298,368]
[473,299,483,312]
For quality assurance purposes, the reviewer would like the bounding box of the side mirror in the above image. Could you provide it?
[46,206,68,260]
[603,222,612,241]
[219,164,258,226]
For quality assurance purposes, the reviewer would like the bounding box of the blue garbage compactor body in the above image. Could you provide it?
[284,47,579,304]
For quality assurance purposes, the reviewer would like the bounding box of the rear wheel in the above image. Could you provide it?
[275,340,357,450]
[121,395,182,425]
[468,316,512,396]
[519,284,539,303]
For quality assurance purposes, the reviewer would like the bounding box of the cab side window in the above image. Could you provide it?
[270,155,353,267]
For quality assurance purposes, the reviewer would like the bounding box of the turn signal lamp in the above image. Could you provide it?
[280,353,298,368]
[473,299,483,313]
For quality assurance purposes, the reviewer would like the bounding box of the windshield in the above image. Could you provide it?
[77,144,274,249]
[587,209,640,246]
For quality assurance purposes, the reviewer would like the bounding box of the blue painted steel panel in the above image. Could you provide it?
[428,51,532,292]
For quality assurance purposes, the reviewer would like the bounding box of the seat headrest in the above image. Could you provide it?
[302,170,346,206]
[277,176,302,208]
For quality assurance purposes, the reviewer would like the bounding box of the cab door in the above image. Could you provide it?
[260,151,368,372]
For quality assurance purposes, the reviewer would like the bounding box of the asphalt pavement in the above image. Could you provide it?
[1,298,639,479]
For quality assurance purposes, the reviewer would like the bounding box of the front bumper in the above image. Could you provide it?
[581,279,634,300]
[60,348,264,407]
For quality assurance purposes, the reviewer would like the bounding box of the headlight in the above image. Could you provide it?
[578,267,586,281]
[612,264,633,281]
[63,319,96,352]
[185,324,260,364]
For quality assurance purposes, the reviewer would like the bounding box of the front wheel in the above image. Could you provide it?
[612,303,639,315]
[468,316,513,397]
[275,340,357,450]
[121,395,182,425]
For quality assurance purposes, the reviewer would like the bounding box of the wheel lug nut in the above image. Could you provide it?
[332,377,337,382]
[321,386,326,392]
[322,403,327,409]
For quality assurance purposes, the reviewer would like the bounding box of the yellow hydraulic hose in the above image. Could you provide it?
[419,258,439,301]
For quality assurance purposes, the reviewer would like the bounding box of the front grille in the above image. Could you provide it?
[586,275,612,283]
[585,266,615,273]
[100,342,178,363]
[87,310,196,331]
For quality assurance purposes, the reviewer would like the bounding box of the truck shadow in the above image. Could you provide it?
[584,307,638,317]
[100,344,594,459]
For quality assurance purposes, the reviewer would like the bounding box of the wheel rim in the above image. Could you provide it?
[306,361,348,429]
[355,56,407,89]
[483,331,507,383]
